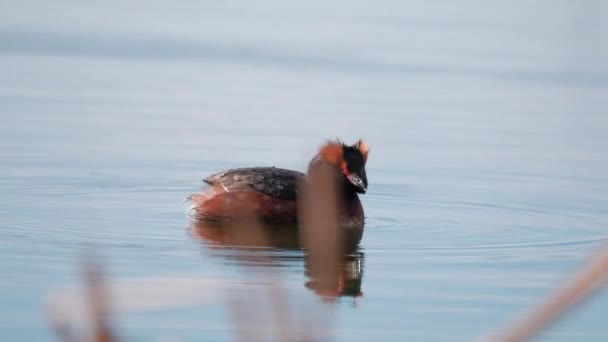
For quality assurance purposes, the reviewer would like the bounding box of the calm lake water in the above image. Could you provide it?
[1,1,608,341]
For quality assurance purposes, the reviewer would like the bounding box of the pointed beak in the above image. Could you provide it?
[346,173,367,193]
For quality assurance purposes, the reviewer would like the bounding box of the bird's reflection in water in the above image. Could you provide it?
[191,220,364,300]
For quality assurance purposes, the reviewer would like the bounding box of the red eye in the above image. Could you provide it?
[342,167,349,175]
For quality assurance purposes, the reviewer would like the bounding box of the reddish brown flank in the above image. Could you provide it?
[192,190,298,224]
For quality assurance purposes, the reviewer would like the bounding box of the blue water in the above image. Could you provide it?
[1,1,608,341]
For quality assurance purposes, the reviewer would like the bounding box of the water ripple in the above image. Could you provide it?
[364,190,608,262]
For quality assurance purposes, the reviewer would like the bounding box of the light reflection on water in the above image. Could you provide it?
[1,0,608,341]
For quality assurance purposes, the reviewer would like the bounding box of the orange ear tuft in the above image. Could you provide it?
[355,139,369,162]
[318,141,344,167]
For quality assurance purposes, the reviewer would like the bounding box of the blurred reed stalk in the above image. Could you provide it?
[484,243,608,341]
[49,252,117,342]
[298,160,345,299]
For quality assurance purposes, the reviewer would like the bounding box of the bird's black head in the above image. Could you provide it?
[316,139,369,194]
[341,141,368,194]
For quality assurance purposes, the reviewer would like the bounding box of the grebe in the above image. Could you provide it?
[190,139,369,228]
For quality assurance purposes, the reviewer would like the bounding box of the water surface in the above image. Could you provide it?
[1,1,608,341]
